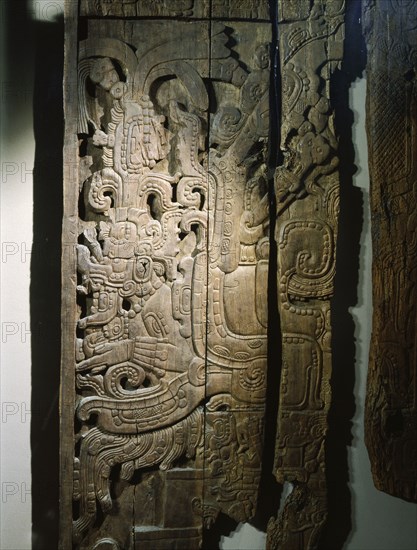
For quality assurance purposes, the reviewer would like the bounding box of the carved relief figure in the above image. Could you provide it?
[63,8,271,548]
[61,1,417,548]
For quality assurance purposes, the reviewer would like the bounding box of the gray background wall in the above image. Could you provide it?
[1,2,416,549]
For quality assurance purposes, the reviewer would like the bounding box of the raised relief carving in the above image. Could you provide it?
[267,1,344,548]
[363,0,417,503]
[211,0,270,20]
[80,0,209,18]
[63,6,271,548]
[79,0,271,20]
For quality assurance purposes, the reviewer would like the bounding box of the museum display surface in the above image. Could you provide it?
[59,1,416,548]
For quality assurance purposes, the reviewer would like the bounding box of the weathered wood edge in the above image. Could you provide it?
[60,1,79,548]
[363,0,417,503]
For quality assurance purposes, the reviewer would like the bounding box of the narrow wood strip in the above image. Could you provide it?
[363,0,417,503]
[268,1,345,547]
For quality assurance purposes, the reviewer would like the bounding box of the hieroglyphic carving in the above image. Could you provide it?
[267,1,344,548]
[79,0,271,20]
[62,3,271,548]
[211,0,270,20]
[363,0,417,502]
[80,0,210,18]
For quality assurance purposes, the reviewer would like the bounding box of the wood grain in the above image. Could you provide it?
[267,2,344,548]
[62,2,271,547]
[363,0,417,503]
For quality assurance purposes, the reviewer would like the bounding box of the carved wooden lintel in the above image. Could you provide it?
[62,2,271,548]
[57,1,404,548]
[363,0,417,503]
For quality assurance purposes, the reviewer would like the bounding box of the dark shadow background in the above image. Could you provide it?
[1,0,366,548]
[320,1,367,547]
[30,11,63,547]
[2,2,64,549]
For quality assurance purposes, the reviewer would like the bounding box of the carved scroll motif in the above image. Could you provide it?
[62,4,271,548]
[363,0,417,503]
[267,2,345,548]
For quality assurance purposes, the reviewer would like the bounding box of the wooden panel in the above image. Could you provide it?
[61,2,271,548]
[267,2,345,548]
[202,21,270,524]
[363,0,417,503]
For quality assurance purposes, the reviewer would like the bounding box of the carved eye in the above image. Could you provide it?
[107,317,123,337]
[110,82,127,99]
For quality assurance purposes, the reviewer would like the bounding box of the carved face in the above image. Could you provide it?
[111,222,137,242]
[90,58,119,91]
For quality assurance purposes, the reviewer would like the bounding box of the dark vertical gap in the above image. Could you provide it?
[201,3,213,548]
[253,0,283,532]
[29,3,64,549]
[320,0,367,548]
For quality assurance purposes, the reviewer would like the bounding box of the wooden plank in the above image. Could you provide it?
[267,2,345,548]
[202,19,271,529]
[60,2,79,549]
[62,2,272,547]
[363,0,417,503]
